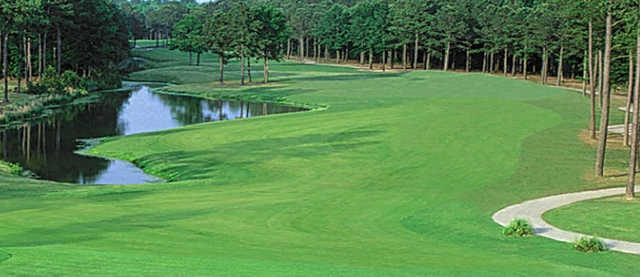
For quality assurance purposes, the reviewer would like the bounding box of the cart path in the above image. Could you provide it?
[492,186,640,255]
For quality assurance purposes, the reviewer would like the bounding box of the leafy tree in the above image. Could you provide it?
[318,3,350,64]
[205,9,234,84]
[350,0,389,69]
[171,7,206,65]
[252,3,289,83]
[434,0,468,71]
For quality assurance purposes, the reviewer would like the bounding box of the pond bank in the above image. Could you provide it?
[0,84,306,185]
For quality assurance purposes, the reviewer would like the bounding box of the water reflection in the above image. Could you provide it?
[0,85,304,184]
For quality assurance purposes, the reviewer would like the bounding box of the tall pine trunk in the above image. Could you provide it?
[444,42,450,71]
[42,31,47,71]
[324,45,328,62]
[482,52,487,72]
[466,49,470,72]
[624,50,634,147]
[426,51,431,70]
[56,26,62,75]
[298,36,304,61]
[316,42,320,63]
[18,35,23,93]
[413,33,419,69]
[589,20,596,139]
[523,56,528,80]
[489,51,496,73]
[219,55,224,84]
[403,44,407,71]
[541,46,547,85]
[598,50,604,107]
[3,34,8,103]
[582,51,587,95]
[626,29,640,199]
[451,52,456,71]
[313,39,317,62]
[247,58,252,83]
[263,54,269,84]
[304,37,308,60]
[557,44,564,86]
[197,53,201,66]
[368,49,373,70]
[26,37,31,81]
[240,53,245,86]
[503,47,508,76]
[511,54,516,76]
[382,50,386,72]
[595,5,613,177]
[344,47,349,63]
[391,48,396,69]
[422,50,426,70]
[38,34,42,76]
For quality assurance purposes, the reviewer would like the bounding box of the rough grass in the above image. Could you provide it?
[0,48,637,276]
[546,196,640,243]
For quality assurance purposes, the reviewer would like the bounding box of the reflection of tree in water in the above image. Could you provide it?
[0,91,131,184]
[155,92,305,126]
[155,93,210,125]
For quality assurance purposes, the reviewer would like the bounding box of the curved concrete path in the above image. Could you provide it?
[493,187,640,255]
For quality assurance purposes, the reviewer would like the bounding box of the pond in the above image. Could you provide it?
[0,83,305,185]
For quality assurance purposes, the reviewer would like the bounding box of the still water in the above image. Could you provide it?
[0,84,304,184]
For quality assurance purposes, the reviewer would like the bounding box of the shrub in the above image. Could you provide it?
[25,82,49,95]
[88,70,122,91]
[61,70,87,90]
[503,219,534,237]
[25,67,92,95]
[574,237,607,253]
[7,163,23,175]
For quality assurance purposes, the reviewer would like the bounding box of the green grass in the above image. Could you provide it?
[0,48,637,276]
[546,196,640,243]
[131,39,163,48]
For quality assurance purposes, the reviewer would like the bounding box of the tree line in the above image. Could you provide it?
[4,0,640,199]
[0,0,130,101]
[120,0,289,84]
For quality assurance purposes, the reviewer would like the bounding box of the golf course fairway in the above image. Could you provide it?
[0,49,637,276]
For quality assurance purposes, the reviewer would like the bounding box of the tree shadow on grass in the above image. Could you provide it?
[218,86,318,102]
[0,208,216,248]
[136,129,384,182]
[274,72,402,83]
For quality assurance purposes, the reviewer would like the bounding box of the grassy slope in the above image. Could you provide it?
[546,197,640,243]
[0,48,637,276]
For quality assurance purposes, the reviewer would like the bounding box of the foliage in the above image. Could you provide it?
[503,219,534,237]
[574,237,607,253]
[26,67,89,95]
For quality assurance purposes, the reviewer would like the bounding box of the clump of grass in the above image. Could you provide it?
[573,237,607,253]
[0,161,23,176]
[503,219,534,237]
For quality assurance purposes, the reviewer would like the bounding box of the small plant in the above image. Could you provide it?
[503,219,534,237]
[574,237,607,253]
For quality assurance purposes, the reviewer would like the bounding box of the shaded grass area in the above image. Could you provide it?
[545,196,640,243]
[0,48,637,276]
[131,40,162,48]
